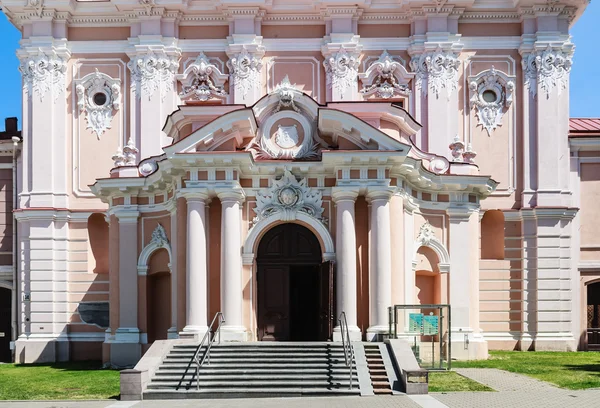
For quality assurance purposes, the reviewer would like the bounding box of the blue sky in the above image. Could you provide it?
[0,3,598,130]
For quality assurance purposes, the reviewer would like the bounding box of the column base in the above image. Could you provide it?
[108,327,142,368]
[333,325,362,342]
[179,325,209,341]
[525,334,577,352]
[366,325,390,342]
[167,327,179,339]
[219,325,249,342]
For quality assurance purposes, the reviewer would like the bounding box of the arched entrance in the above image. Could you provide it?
[256,223,333,341]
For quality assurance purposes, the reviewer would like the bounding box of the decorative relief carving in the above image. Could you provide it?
[323,46,360,100]
[273,75,300,113]
[25,0,44,17]
[359,50,411,99]
[227,47,262,98]
[449,135,465,162]
[522,45,572,99]
[19,51,67,102]
[469,67,514,136]
[176,53,228,102]
[410,48,460,100]
[151,223,169,247]
[246,77,321,160]
[128,51,179,101]
[417,221,436,246]
[75,69,121,138]
[253,169,325,224]
[112,137,138,167]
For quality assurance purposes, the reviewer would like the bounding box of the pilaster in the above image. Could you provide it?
[447,206,487,360]
[321,37,362,102]
[226,42,265,106]
[409,35,462,157]
[111,209,141,368]
[127,39,180,160]
[18,42,70,208]
[519,19,573,207]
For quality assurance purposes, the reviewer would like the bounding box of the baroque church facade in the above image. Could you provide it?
[0,0,596,368]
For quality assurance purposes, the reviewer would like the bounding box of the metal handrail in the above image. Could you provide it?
[338,311,354,390]
[176,312,225,390]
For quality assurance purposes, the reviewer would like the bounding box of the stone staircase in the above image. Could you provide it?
[364,343,393,395]
[143,342,361,399]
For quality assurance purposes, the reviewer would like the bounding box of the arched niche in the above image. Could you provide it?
[481,210,505,260]
[87,213,109,274]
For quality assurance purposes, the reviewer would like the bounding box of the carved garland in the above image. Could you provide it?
[76,69,121,138]
[252,170,325,225]
[522,45,573,99]
[323,47,360,100]
[410,48,460,100]
[128,51,179,101]
[19,52,67,102]
[468,67,514,136]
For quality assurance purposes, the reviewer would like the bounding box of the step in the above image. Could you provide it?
[157,367,357,374]
[158,363,357,369]
[143,388,361,399]
[167,351,349,358]
[152,374,358,381]
[148,380,356,389]
[162,358,353,364]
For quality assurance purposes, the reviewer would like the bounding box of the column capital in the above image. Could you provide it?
[113,210,140,223]
[216,188,246,204]
[446,205,478,221]
[366,187,395,203]
[331,187,359,203]
[179,188,209,202]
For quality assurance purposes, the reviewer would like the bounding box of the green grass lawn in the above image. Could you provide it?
[452,350,600,390]
[0,362,120,400]
[428,371,493,392]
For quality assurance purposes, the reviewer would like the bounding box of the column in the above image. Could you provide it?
[111,210,141,367]
[218,190,247,340]
[366,188,393,340]
[181,192,209,336]
[332,188,361,341]
[447,207,488,359]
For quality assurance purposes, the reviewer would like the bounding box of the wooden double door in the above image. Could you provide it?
[257,224,333,341]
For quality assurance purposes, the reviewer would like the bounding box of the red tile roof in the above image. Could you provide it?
[569,118,600,137]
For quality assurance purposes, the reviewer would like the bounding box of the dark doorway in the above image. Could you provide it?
[257,224,333,341]
[0,287,11,362]
[587,281,600,350]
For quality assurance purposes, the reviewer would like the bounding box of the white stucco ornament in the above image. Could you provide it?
[76,69,121,138]
[19,51,67,102]
[360,50,411,99]
[176,52,228,102]
[469,67,514,136]
[128,51,179,101]
[323,46,360,100]
[273,75,300,113]
[227,47,262,98]
[253,170,324,224]
[151,223,169,247]
[522,45,573,99]
[410,48,460,100]
[417,222,436,246]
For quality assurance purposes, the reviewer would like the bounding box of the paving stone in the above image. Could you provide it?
[454,368,557,392]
